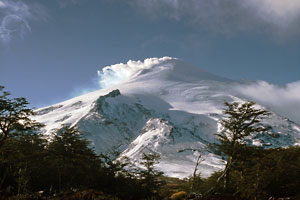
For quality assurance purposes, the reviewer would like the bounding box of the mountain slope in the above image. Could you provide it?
[33,57,300,178]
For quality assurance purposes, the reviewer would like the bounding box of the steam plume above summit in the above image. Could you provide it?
[97,57,174,89]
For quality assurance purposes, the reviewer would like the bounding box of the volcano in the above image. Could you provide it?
[33,57,300,178]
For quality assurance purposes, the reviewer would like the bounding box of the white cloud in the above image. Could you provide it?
[249,0,300,21]
[0,0,46,44]
[0,1,6,8]
[244,0,300,32]
[235,81,300,124]
[129,0,300,38]
[97,57,172,89]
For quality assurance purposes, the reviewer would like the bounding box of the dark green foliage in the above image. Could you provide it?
[0,126,101,195]
[0,86,166,199]
[233,147,300,199]
[98,152,164,199]
[189,146,300,199]
[139,152,164,197]
[0,86,42,148]
[0,132,49,194]
[213,101,270,192]
[47,125,102,192]
[190,101,300,199]
[217,101,270,157]
[0,125,158,199]
[0,86,44,195]
[95,154,146,200]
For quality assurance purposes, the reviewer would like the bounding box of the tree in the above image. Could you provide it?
[139,152,163,197]
[208,101,270,194]
[0,86,42,148]
[0,86,43,194]
[0,132,49,194]
[47,125,101,192]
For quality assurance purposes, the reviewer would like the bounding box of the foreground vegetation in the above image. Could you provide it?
[2,139,300,200]
[1,86,300,200]
[0,126,164,200]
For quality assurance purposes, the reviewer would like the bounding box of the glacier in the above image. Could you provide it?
[32,57,300,178]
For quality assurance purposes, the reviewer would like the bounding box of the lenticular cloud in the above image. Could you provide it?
[97,57,172,89]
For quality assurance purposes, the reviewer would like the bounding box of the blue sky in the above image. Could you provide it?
[1,0,300,108]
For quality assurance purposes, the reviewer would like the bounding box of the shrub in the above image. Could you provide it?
[170,191,187,200]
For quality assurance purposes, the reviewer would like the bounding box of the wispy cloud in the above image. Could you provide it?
[0,1,5,7]
[129,0,300,39]
[248,0,300,25]
[235,81,300,124]
[0,0,46,44]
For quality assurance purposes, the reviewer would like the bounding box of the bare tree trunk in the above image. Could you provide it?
[191,153,202,191]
